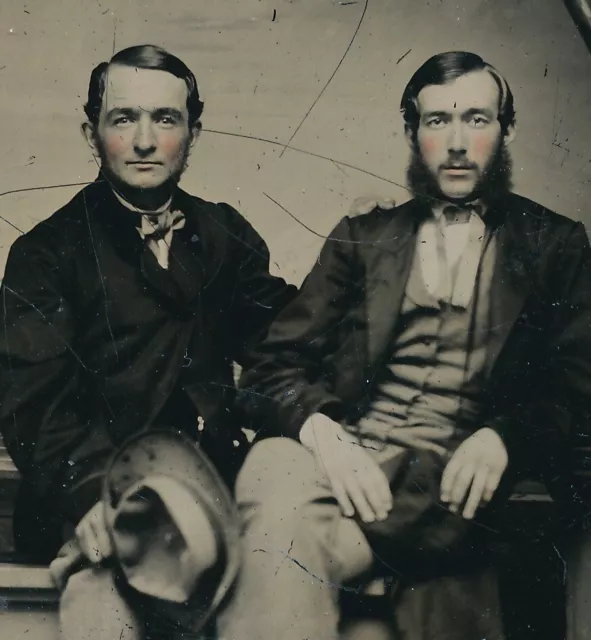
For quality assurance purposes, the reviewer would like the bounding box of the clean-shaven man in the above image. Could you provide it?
[0,44,297,639]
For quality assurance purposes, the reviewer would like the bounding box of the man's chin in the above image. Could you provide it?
[438,179,479,202]
[123,171,171,191]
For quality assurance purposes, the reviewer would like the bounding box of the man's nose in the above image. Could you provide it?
[447,122,467,155]
[133,119,157,155]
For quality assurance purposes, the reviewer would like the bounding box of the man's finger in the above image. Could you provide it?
[93,519,114,560]
[448,465,476,513]
[331,477,355,518]
[368,466,393,513]
[343,475,376,523]
[462,467,489,520]
[440,455,462,502]
[481,469,503,504]
[349,197,376,217]
[358,471,391,521]
[76,524,102,564]
[376,198,396,210]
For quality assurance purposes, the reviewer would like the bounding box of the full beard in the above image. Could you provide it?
[96,142,192,211]
[406,139,513,209]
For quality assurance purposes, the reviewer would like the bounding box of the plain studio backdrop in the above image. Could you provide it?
[0,0,590,286]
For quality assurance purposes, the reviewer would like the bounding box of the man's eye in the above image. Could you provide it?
[113,117,130,125]
[158,116,176,125]
[470,116,488,127]
[427,118,445,128]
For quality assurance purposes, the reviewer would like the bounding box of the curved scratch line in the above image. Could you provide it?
[264,191,415,246]
[0,129,408,210]
[0,181,94,200]
[0,215,24,235]
[278,0,370,157]
[202,128,405,190]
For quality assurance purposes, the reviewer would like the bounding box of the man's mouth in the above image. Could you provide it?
[127,161,163,171]
[442,165,474,177]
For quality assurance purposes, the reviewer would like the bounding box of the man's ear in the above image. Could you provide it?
[404,124,416,150]
[81,122,100,158]
[504,123,517,145]
[189,121,202,149]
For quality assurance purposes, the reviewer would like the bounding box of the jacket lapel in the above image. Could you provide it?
[485,201,533,378]
[365,202,423,368]
[145,190,207,307]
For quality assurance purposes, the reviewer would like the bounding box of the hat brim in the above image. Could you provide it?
[102,428,242,632]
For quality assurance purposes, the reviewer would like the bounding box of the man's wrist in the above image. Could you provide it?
[299,413,350,450]
[299,413,349,450]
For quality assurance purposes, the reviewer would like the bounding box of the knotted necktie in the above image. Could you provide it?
[419,203,486,307]
[442,203,484,226]
[111,189,187,271]
[138,208,186,270]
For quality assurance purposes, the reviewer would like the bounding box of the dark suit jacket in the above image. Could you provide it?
[240,194,591,499]
[0,179,295,532]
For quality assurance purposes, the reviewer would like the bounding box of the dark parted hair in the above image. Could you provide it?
[84,44,204,128]
[400,51,516,138]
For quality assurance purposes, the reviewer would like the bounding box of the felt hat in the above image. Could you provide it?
[102,428,241,633]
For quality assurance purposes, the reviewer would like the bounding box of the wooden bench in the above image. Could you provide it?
[2,441,591,639]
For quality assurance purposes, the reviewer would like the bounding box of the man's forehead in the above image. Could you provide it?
[417,70,500,114]
[102,64,188,111]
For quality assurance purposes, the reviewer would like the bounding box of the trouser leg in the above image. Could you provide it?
[59,566,144,640]
[217,437,374,640]
[363,448,506,640]
[392,565,505,640]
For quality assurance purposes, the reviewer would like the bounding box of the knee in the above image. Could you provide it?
[235,437,319,508]
[236,439,339,548]
[60,568,141,639]
[60,567,127,615]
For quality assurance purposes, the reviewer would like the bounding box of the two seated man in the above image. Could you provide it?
[1,45,590,640]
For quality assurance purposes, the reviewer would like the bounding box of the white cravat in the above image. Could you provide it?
[417,203,487,308]
[112,190,186,270]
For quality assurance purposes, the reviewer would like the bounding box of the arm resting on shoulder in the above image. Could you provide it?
[238,216,359,439]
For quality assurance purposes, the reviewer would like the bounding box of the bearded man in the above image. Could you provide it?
[220,51,591,640]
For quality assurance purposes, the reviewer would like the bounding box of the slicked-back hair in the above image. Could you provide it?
[400,51,516,138]
[84,44,204,128]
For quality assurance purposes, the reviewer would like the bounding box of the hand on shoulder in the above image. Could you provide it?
[349,196,397,217]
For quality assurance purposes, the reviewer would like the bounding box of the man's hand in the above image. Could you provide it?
[440,427,508,520]
[75,501,113,564]
[300,413,393,523]
[349,196,397,217]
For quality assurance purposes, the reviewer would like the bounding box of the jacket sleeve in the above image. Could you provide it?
[238,216,359,439]
[0,232,98,500]
[223,205,299,363]
[486,222,591,495]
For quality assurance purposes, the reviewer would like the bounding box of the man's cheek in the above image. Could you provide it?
[472,133,496,162]
[419,135,439,163]
[104,134,128,157]
[160,133,184,157]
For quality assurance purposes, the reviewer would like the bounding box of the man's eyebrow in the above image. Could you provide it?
[422,110,449,119]
[105,107,185,119]
[106,107,137,119]
[463,107,495,118]
[152,107,185,120]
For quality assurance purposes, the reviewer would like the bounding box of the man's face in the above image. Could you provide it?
[410,70,513,202]
[88,64,195,191]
